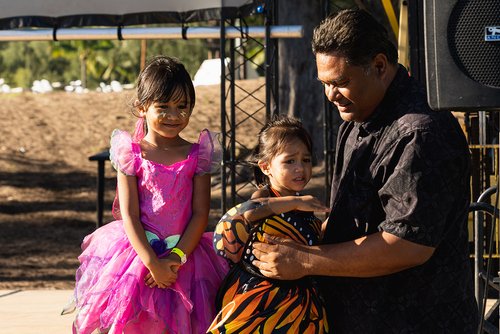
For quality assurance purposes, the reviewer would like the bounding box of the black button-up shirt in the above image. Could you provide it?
[322,66,478,333]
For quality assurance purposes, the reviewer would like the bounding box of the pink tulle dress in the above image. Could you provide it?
[72,128,229,334]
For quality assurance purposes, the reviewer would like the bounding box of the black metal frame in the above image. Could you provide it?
[470,187,500,334]
[219,0,279,212]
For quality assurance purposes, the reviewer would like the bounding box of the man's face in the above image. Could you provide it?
[316,52,387,122]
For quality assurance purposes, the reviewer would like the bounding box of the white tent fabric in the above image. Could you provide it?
[0,0,258,29]
[0,0,253,17]
[0,0,303,42]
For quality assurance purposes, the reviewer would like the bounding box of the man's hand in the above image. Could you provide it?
[251,233,312,280]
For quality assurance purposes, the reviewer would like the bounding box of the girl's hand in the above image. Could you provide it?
[144,258,181,288]
[293,195,330,213]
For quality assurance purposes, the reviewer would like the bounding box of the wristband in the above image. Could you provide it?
[170,247,187,265]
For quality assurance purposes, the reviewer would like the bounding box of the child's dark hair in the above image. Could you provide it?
[252,116,313,186]
[134,55,195,112]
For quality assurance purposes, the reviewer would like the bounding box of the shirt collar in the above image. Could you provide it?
[359,64,410,135]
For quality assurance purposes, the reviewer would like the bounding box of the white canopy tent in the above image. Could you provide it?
[0,0,301,41]
[0,0,256,27]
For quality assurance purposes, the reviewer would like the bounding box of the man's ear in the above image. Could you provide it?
[258,160,271,176]
[372,53,388,77]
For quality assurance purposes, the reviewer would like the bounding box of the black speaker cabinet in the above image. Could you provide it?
[423,0,500,111]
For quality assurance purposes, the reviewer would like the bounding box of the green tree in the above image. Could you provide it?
[97,40,140,85]
[0,42,52,87]
[52,40,117,88]
[146,39,209,78]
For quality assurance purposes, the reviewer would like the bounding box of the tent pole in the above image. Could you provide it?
[229,19,237,207]
[220,18,228,213]
[0,26,302,42]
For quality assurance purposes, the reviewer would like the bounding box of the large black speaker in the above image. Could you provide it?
[423,0,500,111]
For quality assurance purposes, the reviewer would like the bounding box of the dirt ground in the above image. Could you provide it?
[0,78,329,289]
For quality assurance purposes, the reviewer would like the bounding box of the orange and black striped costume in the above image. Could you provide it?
[210,188,328,333]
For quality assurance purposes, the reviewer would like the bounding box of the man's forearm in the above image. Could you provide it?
[306,231,435,277]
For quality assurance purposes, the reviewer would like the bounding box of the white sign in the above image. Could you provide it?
[485,26,500,42]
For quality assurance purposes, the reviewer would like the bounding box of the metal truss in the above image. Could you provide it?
[218,0,278,212]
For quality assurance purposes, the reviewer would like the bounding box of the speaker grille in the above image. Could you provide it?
[448,0,500,88]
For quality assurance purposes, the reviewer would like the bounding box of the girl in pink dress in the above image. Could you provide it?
[71,56,228,333]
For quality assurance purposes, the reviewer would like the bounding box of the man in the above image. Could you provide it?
[252,9,478,333]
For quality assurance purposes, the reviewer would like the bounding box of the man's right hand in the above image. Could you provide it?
[251,233,313,280]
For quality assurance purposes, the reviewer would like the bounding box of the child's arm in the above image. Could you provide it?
[243,194,330,223]
[167,173,211,265]
[117,171,178,288]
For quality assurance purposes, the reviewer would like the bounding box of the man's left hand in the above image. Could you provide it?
[252,233,310,280]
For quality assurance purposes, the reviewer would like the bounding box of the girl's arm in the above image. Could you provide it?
[243,195,329,223]
[117,171,177,288]
[168,173,211,263]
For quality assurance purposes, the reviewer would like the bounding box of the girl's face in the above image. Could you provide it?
[140,94,192,140]
[259,137,312,196]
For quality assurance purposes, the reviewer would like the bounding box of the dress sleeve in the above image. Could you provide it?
[213,200,266,263]
[196,129,222,176]
[109,129,138,176]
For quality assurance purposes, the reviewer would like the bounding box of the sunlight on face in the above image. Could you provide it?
[142,96,192,140]
[316,52,385,123]
[264,138,312,196]
[155,100,191,120]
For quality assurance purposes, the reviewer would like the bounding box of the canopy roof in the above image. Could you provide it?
[0,0,259,29]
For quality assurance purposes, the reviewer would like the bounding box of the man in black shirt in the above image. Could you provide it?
[252,8,478,333]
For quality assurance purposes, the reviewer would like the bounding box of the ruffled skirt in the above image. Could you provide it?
[72,220,228,334]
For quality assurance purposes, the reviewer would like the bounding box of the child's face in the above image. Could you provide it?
[140,96,192,139]
[259,137,312,196]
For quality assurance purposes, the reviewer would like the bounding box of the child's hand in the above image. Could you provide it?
[144,258,181,288]
[294,195,330,213]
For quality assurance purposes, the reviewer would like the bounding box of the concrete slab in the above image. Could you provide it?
[1,289,497,333]
[0,289,74,334]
